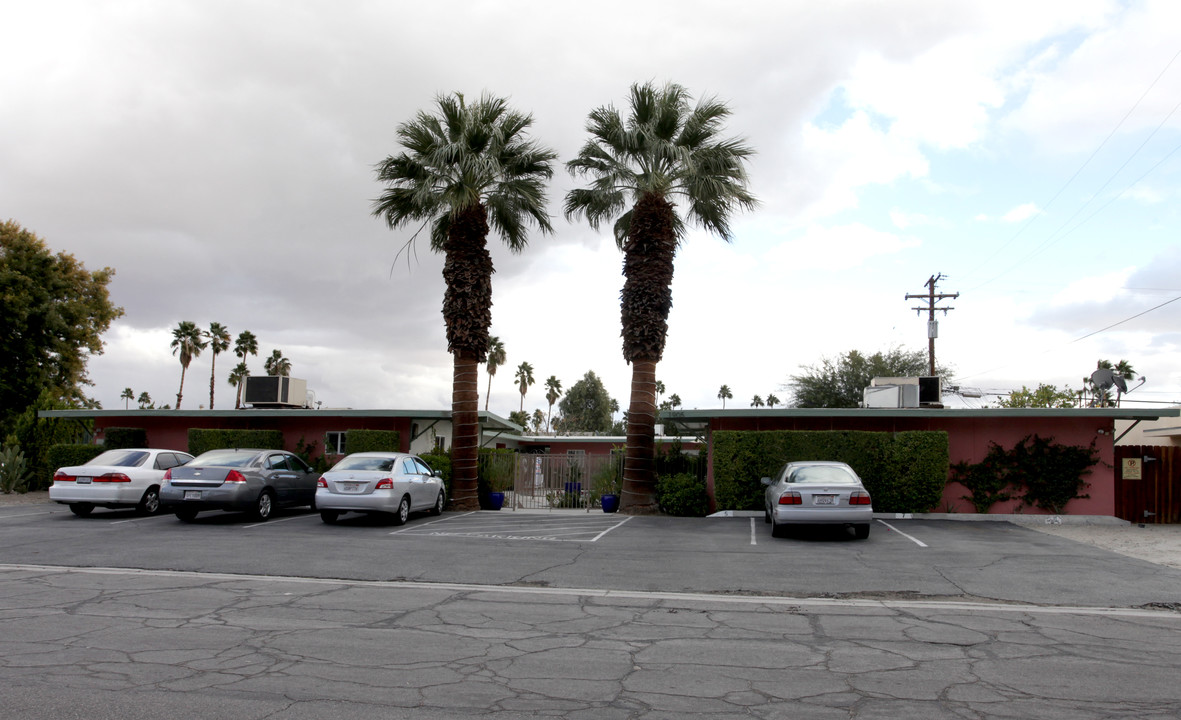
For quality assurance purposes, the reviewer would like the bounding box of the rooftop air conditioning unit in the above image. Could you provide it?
[243,376,309,408]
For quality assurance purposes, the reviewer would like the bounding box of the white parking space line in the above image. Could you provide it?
[110,514,175,525]
[750,518,757,545]
[243,514,315,530]
[395,513,630,542]
[0,510,55,520]
[877,519,928,547]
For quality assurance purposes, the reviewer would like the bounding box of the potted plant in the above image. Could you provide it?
[486,456,514,511]
[591,460,622,513]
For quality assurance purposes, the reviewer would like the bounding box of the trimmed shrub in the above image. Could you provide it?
[344,429,400,454]
[420,451,452,505]
[48,444,105,472]
[0,438,32,494]
[657,472,710,517]
[711,430,949,514]
[188,429,285,456]
[104,427,148,449]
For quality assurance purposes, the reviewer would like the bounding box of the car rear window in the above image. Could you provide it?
[192,450,259,468]
[789,466,859,485]
[333,456,396,472]
[88,450,150,467]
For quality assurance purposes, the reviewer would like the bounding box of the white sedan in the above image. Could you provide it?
[50,448,194,516]
[316,452,445,526]
[762,461,874,539]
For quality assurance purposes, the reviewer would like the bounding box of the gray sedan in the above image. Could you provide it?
[316,452,445,526]
[762,461,873,539]
[160,449,319,522]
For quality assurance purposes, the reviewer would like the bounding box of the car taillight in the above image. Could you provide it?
[778,491,802,505]
[224,470,247,483]
[54,471,74,482]
[375,478,394,490]
[95,472,131,483]
[850,491,872,505]
[317,477,327,488]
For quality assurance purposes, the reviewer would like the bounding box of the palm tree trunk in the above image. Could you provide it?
[621,359,659,513]
[209,355,217,410]
[485,372,492,412]
[176,367,186,409]
[451,352,481,511]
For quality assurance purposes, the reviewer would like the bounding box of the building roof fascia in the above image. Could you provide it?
[662,407,1181,423]
[36,408,521,431]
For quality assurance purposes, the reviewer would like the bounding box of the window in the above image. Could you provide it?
[567,449,586,456]
[403,458,419,475]
[434,436,446,452]
[413,458,433,476]
[326,431,347,455]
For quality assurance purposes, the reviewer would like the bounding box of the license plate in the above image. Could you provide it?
[184,490,201,500]
[77,477,92,484]
[813,495,836,505]
[340,483,362,493]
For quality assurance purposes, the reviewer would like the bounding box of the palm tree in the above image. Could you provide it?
[233,330,259,408]
[751,394,764,408]
[515,361,535,412]
[373,92,556,510]
[120,388,134,409]
[718,384,732,409]
[565,82,755,513]
[668,393,681,409]
[227,362,250,408]
[137,391,152,409]
[766,393,780,408]
[544,375,562,433]
[205,322,231,410]
[170,320,208,409]
[485,336,506,412]
[264,349,291,376]
[531,408,545,434]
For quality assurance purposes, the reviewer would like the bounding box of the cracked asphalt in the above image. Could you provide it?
[3,501,1181,718]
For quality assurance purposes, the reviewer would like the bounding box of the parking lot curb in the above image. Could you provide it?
[709,509,1131,526]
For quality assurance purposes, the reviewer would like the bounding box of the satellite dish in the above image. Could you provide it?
[1090,368,1117,391]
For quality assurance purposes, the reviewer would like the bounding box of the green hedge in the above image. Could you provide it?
[712,430,949,513]
[104,427,148,449]
[48,444,105,472]
[344,429,400,454]
[188,429,285,456]
[657,472,710,516]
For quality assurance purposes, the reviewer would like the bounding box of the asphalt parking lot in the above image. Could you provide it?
[4,502,1181,717]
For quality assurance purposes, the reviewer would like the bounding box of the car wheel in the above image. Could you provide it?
[429,491,445,516]
[853,523,871,540]
[763,505,771,524]
[390,495,410,526]
[175,508,199,522]
[254,490,275,521]
[770,515,788,539]
[320,510,339,524]
[137,486,161,515]
[69,503,94,517]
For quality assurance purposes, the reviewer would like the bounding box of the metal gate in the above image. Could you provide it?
[1114,445,1181,523]
[502,453,622,511]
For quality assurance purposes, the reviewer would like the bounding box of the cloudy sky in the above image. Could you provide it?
[4,0,1180,417]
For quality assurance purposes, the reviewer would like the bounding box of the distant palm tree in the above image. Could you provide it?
[137,391,153,409]
[544,375,562,433]
[205,322,231,409]
[564,81,756,513]
[531,408,545,434]
[485,336,506,412]
[264,350,291,377]
[120,388,134,409]
[373,91,556,511]
[668,393,681,409]
[717,385,732,409]
[515,361,535,412]
[233,330,259,408]
[766,393,780,408]
[170,321,208,409]
[227,362,250,408]
[751,394,764,408]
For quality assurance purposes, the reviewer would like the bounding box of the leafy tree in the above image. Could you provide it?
[544,375,562,432]
[233,330,258,408]
[997,384,1077,409]
[0,220,122,436]
[121,388,134,409]
[206,322,231,409]
[170,321,207,409]
[515,361,535,412]
[484,336,506,412]
[557,371,616,434]
[373,92,557,510]
[137,391,153,409]
[565,82,756,513]
[750,394,763,408]
[264,349,291,377]
[766,393,780,408]
[717,384,732,409]
[788,347,951,408]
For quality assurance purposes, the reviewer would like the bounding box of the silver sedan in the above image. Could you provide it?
[316,452,445,526]
[762,461,873,539]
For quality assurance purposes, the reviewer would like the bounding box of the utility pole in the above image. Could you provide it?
[905,274,958,376]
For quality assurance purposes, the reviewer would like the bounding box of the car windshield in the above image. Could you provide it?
[333,456,397,472]
[789,466,859,485]
[87,450,150,468]
[192,450,260,468]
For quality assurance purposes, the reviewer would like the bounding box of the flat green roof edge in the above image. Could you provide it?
[663,407,1180,420]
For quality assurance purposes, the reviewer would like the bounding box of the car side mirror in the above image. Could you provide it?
[760,477,772,486]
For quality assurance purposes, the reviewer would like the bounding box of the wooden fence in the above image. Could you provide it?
[1114,445,1181,523]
